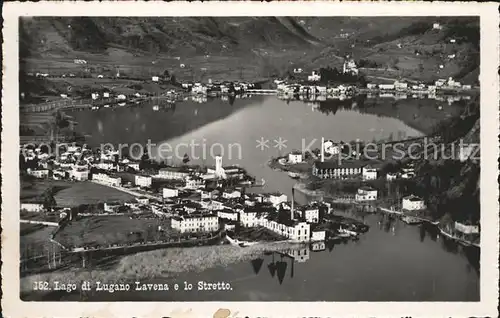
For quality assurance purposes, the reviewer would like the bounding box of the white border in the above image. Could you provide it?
[2,2,499,317]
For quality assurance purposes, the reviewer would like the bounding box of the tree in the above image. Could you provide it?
[43,188,57,211]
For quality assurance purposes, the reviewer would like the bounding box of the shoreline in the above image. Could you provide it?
[20,240,305,298]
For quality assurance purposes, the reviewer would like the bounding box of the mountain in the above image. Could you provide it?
[20,17,479,85]
[20,17,321,58]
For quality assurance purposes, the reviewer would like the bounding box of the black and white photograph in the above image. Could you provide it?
[2,1,499,317]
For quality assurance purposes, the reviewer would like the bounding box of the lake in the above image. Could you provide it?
[61,95,479,301]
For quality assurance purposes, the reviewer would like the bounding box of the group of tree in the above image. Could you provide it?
[317,66,367,86]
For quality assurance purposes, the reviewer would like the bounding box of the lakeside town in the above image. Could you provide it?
[18,17,482,302]
[22,57,476,114]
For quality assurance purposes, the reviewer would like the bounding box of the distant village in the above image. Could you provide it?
[23,53,476,114]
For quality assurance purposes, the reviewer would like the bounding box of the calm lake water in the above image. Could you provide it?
[62,95,479,301]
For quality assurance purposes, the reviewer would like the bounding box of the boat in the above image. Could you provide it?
[288,171,301,179]
[226,234,258,248]
[118,102,126,107]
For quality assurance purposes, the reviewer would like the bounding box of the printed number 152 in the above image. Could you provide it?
[34,282,50,290]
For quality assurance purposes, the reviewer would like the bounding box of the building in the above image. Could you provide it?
[379,84,395,90]
[362,166,378,180]
[240,210,259,227]
[394,81,408,91]
[27,169,49,179]
[158,167,190,180]
[311,229,326,241]
[258,218,311,242]
[162,187,179,199]
[217,209,239,221]
[342,59,358,75]
[152,76,159,82]
[323,140,341,156]
[184,176,205,189]
[104,202,121,213]
[266,193,288,207]
[288,152,303,164]
[367,83,378,90]
[92,173,122,187]
[135,175,152,188]
[402,195,426,211]
[94,161,115,171]
[300,205,320,223]
[70,167,89,181]
[312,161,362,179]
[293,68,303,74]
[433,23,442,30]
[454,222,479,234]
[307,71,321,82]
[21,202,44,212]
[386,172,398,181]
[222,190,241,199]
[171,213,219,233]
[355,186,378,201]
[136,197,149,205]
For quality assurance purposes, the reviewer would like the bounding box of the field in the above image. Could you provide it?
[54,181,135,207]
[53,215,171,248]
[20,178,73,201]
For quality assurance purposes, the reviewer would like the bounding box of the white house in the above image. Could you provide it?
[222,190,241,199]
[152,76,159,82]
[362,166,378,180]
[158,167,190,180]
[117,94,126,100]
[21,203,44,212]
[367,83,378,90]
[136,197,149,205]
[27,169,49,179]
[184,176,205,189]
[402,195,426,211]
[323,140,341,156]
[378,84,395,90]
[433,23,442,30]
[394,81,408,91]
[70,168,89,181]
[217,209,239,221]
[342,59,358,75]
[386,172,398,181]
[103,92,110,98]
[135,175,152,188]
[91,93,99,100]
[355,186,378,201]
[92,173,122,187]
[266,193,288,207]
[239,210,259,227]
[171,214,219,233]
[258,218,311,242]
[104,202,121,213]
[301,206,320,223]
[293,68,303,74]
[162,187,179,199]
[311,229,326,241]
[454,222,479,235]
[288,152,303,164]
[307,71,321,82]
